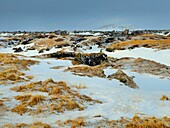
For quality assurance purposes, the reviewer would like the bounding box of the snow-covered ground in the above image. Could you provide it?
[104,48,170,66]
[0,35,170,126]
[1,58,170,126]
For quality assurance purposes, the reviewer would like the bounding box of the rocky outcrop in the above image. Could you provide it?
[108,70,138,89]
[75,52,107,66]
[47,51,108,66]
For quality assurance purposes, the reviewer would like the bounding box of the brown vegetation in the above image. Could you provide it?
[56,117,85,128]
[11,79,101,115]
[126,115,170,128]
[0,53,38,85]
[1,122,50,128]
[106,39,170,51]
[56,115,170,128]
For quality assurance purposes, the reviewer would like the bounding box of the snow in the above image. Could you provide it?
[0,33,13,37]
[104,48,170,66]
[26,59,170,119]
[1,55,170,126]
[0,44,63,57]
[80,45,102,53]
[0,34,170,126]
[70,32,101,36]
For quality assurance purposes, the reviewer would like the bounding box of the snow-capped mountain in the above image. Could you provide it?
[97,24,137,31]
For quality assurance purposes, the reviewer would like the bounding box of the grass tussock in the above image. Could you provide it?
[1,122,51,128]
[0,53,38,85]
[106,39,170,51]
[11,104,28,115]
[27,95,46,107]
[11,79,101,115]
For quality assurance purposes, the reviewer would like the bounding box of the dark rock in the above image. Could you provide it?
[46,48,50,51]
[105,37,115,43]
[21,38,34,45]
[38,49,44,53]
[55,38,64,42]
[50,51,76,58]
[48,35,56,39]
[76,38,86,42]
[27,47,35,50]
[13,47,23,52]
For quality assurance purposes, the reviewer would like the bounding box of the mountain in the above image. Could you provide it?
[97,24,138,31]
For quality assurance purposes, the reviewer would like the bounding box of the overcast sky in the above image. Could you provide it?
[0,0,170,31]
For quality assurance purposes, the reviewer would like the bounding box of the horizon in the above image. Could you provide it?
[0,0,170,31]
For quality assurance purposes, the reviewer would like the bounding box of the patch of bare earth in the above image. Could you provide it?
[10,79,101,115]
[0,53,38,85]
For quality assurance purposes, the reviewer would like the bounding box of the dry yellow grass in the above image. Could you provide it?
[126,115,170,128]
[15,95,32,103]
[1,122,51,128]
[11,104,28,115]
[27,95,46,107]
[11,79,101,115]
[0,53,38,85]
[107,39,170,51]
[93,115,170,128]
